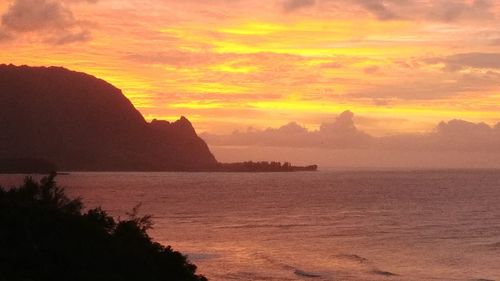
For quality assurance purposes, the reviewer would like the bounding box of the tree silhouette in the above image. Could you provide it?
[0,173,207,281]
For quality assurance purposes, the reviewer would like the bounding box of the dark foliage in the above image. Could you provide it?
[0,174,207,281]
[215,161,318,172]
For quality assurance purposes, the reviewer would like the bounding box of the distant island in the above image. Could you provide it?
[0,64,317,173]
[215,161,318,172]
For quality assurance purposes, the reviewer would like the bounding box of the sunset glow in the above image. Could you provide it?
[1,0,499,134]
[4,2,500,280]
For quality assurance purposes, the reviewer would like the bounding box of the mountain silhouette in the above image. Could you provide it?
[0,64,217,171]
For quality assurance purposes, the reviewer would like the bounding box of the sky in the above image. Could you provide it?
[1,0,500,167]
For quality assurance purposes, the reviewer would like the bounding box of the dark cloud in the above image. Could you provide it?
[0,29,11,41]
[284,0,497,22]
[380,0,496,22]
[1,0,75,32]
[349,70,500,100]
[371,98,390,106]
[382,119,500,152]
[0,0,95,44]
[425,53,500,71]
[436,119,492,137]
[359,0,496,22]
[354,0,398,20]
[283,0,399,19]
[202,110,373,149]
[429,0,494,22]
[283,0,316,12]
[319,110,356,134]
[47,29,90,44]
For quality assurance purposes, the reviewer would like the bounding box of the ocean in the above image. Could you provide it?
[1,170,499,281]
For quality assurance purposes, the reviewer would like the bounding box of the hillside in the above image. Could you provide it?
[0,64,217,171]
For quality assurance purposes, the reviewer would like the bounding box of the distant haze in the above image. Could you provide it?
[203,111,500,169]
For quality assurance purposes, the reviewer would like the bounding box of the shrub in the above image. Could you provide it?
[0,173,207,281]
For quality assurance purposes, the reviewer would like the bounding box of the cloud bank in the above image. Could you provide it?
[425,52,500,71]
[203,111,500,168]
[202,111,500,152]
[283,0,498,22]
[0,0,95,44]
[283,0,316,12]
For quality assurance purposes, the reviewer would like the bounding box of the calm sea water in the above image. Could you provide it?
[1,170,500,281]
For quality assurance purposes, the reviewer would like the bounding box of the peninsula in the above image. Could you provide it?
[0,64,316,173]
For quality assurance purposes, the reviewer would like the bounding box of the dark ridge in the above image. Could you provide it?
[0,64,217,171]
[0,174,207,281]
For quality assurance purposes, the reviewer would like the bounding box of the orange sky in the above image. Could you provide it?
[1,0,499,135]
